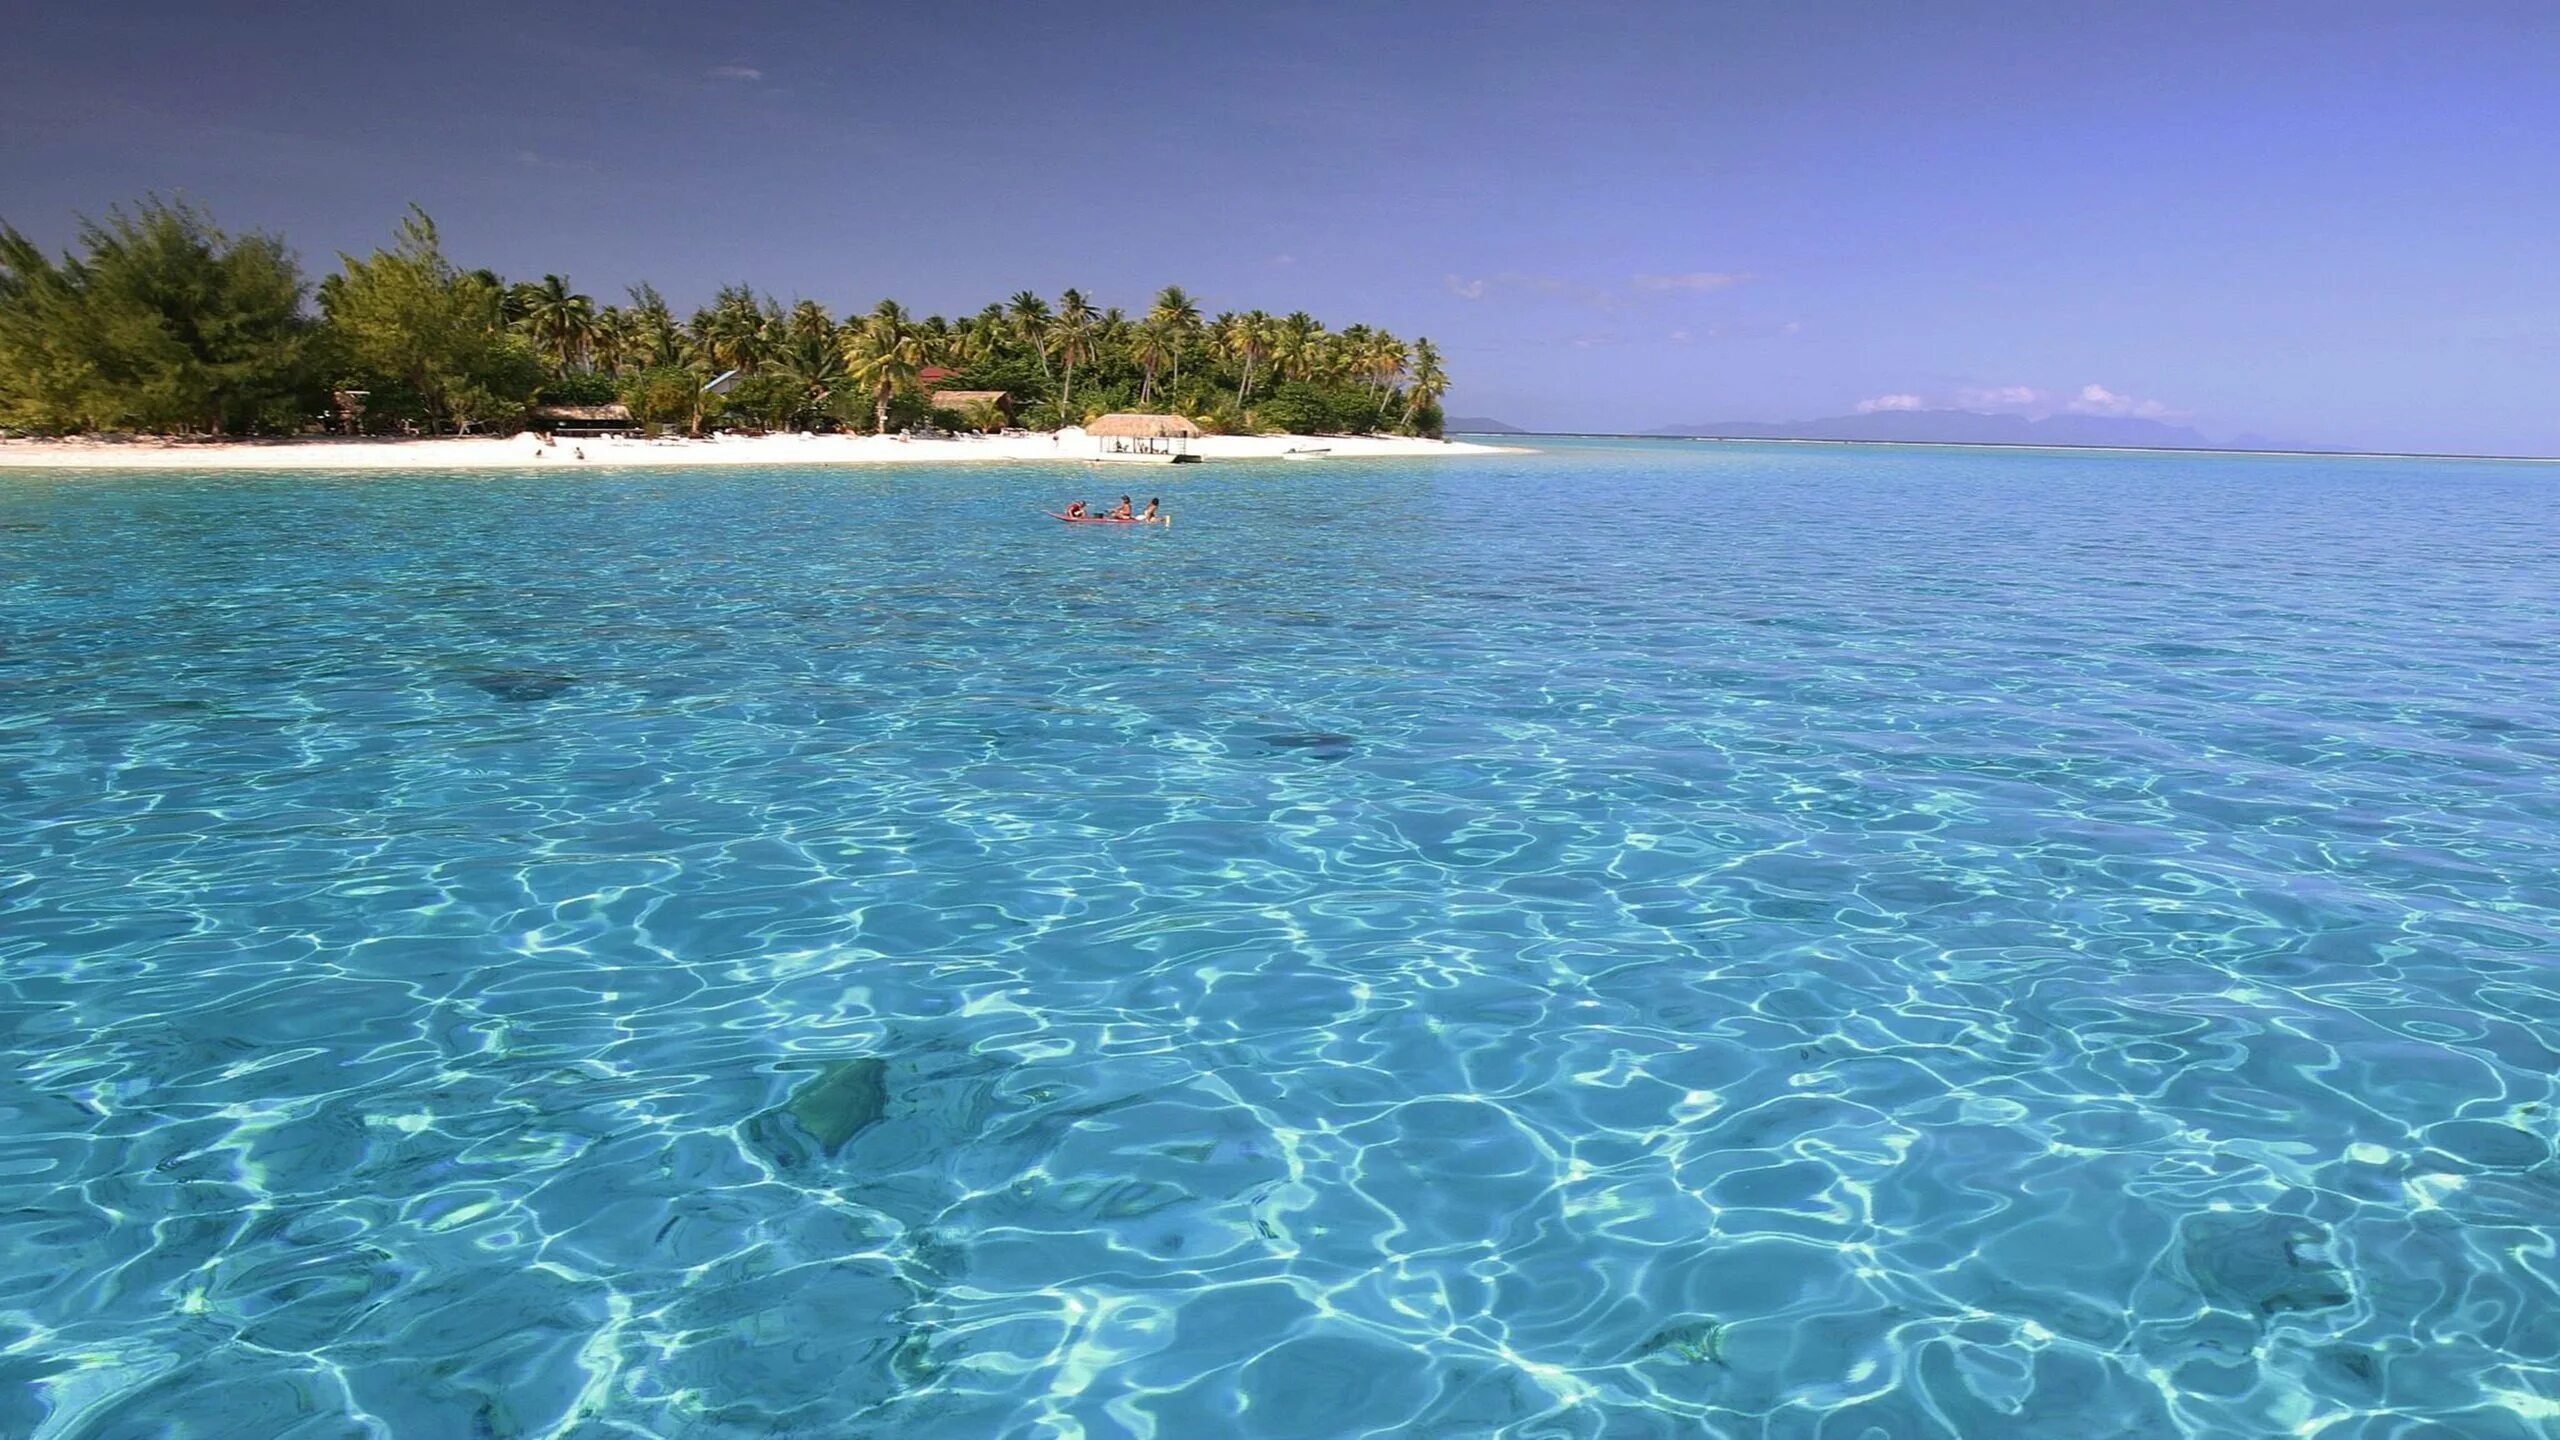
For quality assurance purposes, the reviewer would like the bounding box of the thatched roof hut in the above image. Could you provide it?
[530,403,636,433]
[929,390,1011,413]
[1086,412,1202,438]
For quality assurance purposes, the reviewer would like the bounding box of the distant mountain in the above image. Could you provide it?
[1647,410,2220,450]
[1444,415,1528,434]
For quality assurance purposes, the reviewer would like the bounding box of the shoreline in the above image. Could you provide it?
[0,430,1526,472]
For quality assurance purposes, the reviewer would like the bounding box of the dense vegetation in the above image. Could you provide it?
[0,199,1448,439]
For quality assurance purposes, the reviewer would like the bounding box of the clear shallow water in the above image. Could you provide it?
[3,439,2558,1439]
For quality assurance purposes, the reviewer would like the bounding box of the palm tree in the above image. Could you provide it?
[1131,318,1175,405]
[1402,337,1446,430]
[626,284,683,368]
[957,304,1007,368]
[1366,330,1409,418]
[1147,285,1202,395]
[1008,291,1052,378]
[489,272,531,328]
[1274,311,1323,382]
[773,342,847,431]
[915,314,957,369]
[1221,310,1273,405]
[770,301,843,429]
[842,299,923,433]
[591,305,635,375]
[784,299,836,354]
[518,274,596,374]
[694,286,773,375]
[1044,289,1097,421]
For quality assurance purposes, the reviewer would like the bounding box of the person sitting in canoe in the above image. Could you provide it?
[1064,500,1090,519]
[1108,496,1134,520]
[1139,497,1161,522]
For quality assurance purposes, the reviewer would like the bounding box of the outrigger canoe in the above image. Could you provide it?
[1049,512,1165,525]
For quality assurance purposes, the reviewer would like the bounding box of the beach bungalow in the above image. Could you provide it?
[1087,412,1203,463]
[929,389,1013,429]
[530,403,638,436]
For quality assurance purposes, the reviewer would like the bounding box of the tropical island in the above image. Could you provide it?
[0,198,1484,467]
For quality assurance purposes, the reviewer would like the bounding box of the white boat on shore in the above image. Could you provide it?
[1282,446,1332,460]
[1090,450,1195,465]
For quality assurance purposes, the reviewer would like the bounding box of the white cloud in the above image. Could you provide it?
[1633,271,1745,292]
[1445,274,1488,300]
[2065,382,2172,419]
[1269,253,1296,267]
[708,64,763,81]
[1668,329,1692,343]
[1863,382,2184,420]
[1956,385,2044,412]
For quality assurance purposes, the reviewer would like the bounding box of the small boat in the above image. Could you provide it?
[1090,450,1200,465]
[1048,512,1166,526]
[1282,446,1331,461]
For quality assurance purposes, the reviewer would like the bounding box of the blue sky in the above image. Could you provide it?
[4,1,2553,452]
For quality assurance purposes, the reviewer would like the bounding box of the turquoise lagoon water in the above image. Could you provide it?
[3,439,2557,1439]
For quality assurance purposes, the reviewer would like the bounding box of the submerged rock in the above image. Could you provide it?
[1636,1317,1726,1365]
[787,1058,889,1155]
[1263,731,1355,760]
[2181,1211,2352,1319]
[467,669,579,702]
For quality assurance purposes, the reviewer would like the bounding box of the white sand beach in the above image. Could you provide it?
[0,429,1523,471]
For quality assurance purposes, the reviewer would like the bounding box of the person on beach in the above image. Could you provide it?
[1109,496,1134,520]
[1139,498,1160,522]
[1064,501,1089,519]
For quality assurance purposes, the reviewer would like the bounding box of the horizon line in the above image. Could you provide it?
[1448,431,2560,465]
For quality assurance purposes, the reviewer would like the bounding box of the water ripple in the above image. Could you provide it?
[2,444,2557,1437]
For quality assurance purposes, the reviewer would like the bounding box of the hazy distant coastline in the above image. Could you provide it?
[1444,422,2554,464]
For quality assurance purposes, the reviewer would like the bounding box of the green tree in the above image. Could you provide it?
[1007,290,1052,379]
[690,285,773,376]
[0,227,99,431]
[319,206,542,433]
[620,366,704,434]
[0,198,314,434]
[1131,318,1174,405]
[842,299,923,433]
[625,283,684,369]
[514,273,596,374]
[1365,330,1409,419]
[1147,285,1202,394]
[1402,337,1447,434]
[1044,289,1097,420]
[1273,311,1323,382]
[1220,309,1273,405]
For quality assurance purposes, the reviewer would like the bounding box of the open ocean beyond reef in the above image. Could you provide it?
[3,438,2556,1439]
